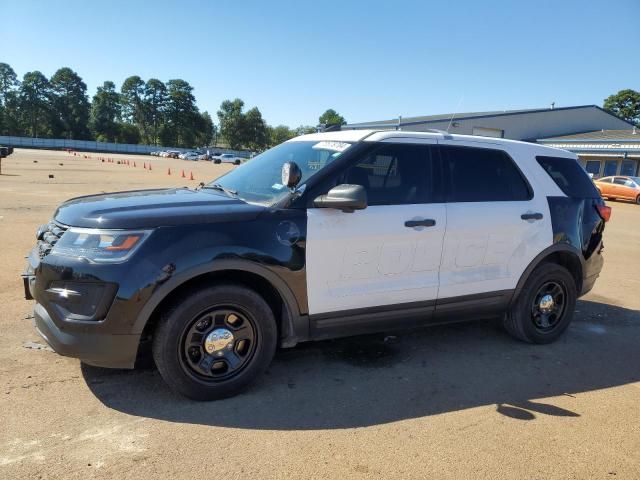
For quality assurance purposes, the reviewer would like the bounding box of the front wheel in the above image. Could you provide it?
[153,284,277,400]
[635,194,640,205]
[504,263,577,344]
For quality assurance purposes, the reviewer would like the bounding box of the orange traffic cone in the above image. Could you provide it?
[149,163,152,171]
[181,169,185,178]
[167,168,171,176]
[143,162,146,169]
[134,161,136,167]
[190,171,194,180]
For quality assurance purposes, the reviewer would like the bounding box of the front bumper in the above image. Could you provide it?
[23,240,145,369]
[33,303,140,369]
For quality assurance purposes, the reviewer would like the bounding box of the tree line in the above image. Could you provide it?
[604,89,640,126]
[0,62,347,150]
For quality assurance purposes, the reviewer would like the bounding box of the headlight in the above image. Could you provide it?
[51,228,152,263]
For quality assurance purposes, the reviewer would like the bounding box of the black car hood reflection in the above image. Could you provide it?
[54,188,265,229]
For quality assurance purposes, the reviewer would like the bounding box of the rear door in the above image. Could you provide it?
[437,141,552,301]
[305,141,446,316]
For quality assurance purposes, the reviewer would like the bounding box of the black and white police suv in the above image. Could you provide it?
[23,129,610,400]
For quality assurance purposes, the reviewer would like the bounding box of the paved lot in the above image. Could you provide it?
[1,148,639,479]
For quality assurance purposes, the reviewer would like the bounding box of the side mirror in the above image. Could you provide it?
[282,161,302,190]
[313,184,367,212]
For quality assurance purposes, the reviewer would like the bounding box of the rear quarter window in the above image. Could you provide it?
[536,156,600,198]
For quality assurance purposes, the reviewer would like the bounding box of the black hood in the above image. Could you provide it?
[54,188,265,229]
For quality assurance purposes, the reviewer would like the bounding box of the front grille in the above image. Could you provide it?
[37,221,68,259]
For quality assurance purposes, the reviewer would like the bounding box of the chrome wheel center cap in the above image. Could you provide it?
[539,294,555,313]
[204,328,234,354]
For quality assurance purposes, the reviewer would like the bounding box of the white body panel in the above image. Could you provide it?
[304,131,565,314]
[306,204,446,315]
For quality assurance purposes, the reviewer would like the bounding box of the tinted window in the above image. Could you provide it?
[613,177,628,185]
[536,156,600,198]
[342,144,434,205]
[442,146,531,202]
[598,177,613,183]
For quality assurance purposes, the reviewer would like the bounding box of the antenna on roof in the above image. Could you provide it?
[446,96,464,133]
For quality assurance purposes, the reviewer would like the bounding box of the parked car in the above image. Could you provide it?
[183,152,201,161]
[22,129,610,400]
[594,176,640,204]
[214,153,242,165]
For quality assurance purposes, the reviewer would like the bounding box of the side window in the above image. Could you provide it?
[442,146,531,202]
[342,144,434,205]
[599,177,612,183]
[536,156,600,198]
[613,177,628,186]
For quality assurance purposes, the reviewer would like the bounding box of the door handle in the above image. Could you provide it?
[521,212,543,221]
[405,219,436,228]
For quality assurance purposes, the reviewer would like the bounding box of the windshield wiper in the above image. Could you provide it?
[202,183,238,197]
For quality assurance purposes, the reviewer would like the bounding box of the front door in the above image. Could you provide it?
[305,142,446,315]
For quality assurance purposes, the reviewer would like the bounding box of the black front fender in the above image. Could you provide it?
[131,259,308,346]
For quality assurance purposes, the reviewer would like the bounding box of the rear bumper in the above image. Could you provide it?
[580,272,600,297]
[33,303,140,369]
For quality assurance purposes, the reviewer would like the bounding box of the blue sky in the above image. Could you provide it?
[2,0,639,127]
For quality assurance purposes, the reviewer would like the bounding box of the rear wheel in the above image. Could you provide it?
[504,263,577,344]
[153,284,277,400]
[635,194,640,205]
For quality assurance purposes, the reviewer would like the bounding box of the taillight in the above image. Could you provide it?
[596,204,611,222]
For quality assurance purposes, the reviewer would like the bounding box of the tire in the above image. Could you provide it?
[234,160,241,165]
[636,195,640,205]
[153,284,277,400]
[503,263,577,344]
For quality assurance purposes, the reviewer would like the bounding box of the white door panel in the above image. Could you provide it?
[306,204,446,315]
[439,198,552,299]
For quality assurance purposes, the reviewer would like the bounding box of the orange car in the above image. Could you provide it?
[594,176,640,204]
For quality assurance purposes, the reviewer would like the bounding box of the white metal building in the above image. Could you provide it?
[345,105,636,177]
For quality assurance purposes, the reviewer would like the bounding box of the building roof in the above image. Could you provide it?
[346,105,634,129]
[538,129,640,142]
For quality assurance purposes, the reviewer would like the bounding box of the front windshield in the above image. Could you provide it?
[206,140,352,204]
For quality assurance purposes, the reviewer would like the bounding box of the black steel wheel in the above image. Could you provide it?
[530,281,566,333]
[180,308,257,382]
[153,284,277,400]
[504,263,577,344]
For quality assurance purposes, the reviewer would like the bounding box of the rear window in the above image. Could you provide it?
[536,156,600,198]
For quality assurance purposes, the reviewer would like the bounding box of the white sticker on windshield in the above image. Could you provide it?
[312,141,351,152]
[272,183,285,190]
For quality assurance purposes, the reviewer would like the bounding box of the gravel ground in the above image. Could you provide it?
[1,148,639,479]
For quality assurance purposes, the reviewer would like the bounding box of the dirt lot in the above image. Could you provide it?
[1,148,639,479]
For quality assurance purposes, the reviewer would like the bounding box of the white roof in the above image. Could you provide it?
[287,129,576,159]
[287,130,378,143]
